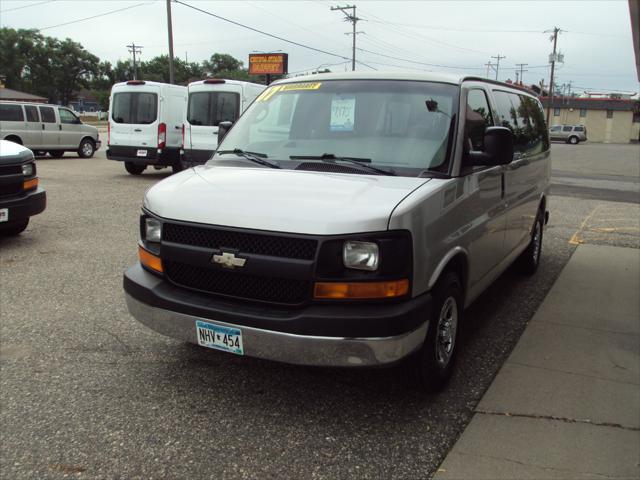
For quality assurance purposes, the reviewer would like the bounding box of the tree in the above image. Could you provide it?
[202,53,243,75]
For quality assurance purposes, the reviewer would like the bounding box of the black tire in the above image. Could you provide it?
[34,150,47,157]
[171,162,183,174]
[5,136,22,145]
[516,211,544,275]
[125,162,146,175]
[0,219,29,236]
[405,271,463,393]
[78,138,95,158]
[48,151,64,158]
[568,136,579,145]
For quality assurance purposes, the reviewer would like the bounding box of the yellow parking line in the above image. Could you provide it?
[569,205,602,245]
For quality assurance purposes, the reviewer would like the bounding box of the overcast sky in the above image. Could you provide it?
[1,0,638,93]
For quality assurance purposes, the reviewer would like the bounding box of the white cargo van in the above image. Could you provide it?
[181,79,265,167]
[107,81,187,175]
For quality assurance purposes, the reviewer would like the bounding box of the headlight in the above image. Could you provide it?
[343,241,379,271]
[145,218,162,242]
[22,163,34,176]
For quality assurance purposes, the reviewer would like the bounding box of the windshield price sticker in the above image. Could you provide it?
[330,96,356,132]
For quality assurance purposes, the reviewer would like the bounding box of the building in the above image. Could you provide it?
[541,97,640,143]
[0,86,47,103]
[68,89,101,113]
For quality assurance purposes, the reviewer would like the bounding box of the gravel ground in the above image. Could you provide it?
[1,144,638,479]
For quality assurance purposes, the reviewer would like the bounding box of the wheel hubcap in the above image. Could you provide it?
[83,143,93,155]
[436,296,458,367]
[532,221,542,264]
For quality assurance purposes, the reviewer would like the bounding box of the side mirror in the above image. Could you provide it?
[469,126,514,166]
[217,121,234,145]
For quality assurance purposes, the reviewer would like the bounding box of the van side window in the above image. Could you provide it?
[465,89,493,151]
[58,108,77,124]
[39,106,56,123]
[24,105,39,122]
[493,91,548,154]
[0,104,25,121]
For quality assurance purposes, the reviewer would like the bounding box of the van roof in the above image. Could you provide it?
[111,80,186,89]
[0,101,64,108]
[273,71,538,96]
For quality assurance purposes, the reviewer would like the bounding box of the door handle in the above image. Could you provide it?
[58,124,62,131]
[134,129,142,132]
[42,124,45,130]
[174,126,181,130]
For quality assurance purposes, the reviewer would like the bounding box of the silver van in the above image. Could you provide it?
[0,102,101,158]
[123,72,550,392]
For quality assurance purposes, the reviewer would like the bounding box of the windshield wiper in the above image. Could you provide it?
[290,153,396,176]
[217,148,281,169]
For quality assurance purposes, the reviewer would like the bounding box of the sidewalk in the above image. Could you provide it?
[434,244,640,479]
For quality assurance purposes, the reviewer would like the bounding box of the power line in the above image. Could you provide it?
[173,0,350,61]
[1,0,55,14]
[491,54,506,80]
[364,18,543,34]
[39,1,156,31]
[331,4,361,71]
[356,47,485,70]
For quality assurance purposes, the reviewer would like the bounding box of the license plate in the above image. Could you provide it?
[196,320,243,355]
[0,208,8,223]
[136,149,147,157]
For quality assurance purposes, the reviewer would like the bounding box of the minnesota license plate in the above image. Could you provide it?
[136,149,147,157]
[196,320,243,355]
[0,208,8,223]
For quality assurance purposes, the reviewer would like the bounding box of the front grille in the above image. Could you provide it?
[164,260,311,305]
[163,223,317,260]
[0,182,22,197]
[0,165,22,176]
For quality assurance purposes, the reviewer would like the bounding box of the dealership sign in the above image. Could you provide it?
[248,53,289,75]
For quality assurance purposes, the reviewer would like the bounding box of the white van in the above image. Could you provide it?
[0,101,100,158]
[107,81,187,175]
[181,79,265,167]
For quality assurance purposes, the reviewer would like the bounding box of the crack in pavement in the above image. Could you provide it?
[475,409,640,432]
[449,450,635,479]
[506,360,640,387]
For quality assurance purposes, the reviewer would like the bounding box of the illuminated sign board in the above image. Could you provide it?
[248,53,289,75]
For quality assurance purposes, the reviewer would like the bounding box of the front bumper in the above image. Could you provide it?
[124,263,431,367]
[0,187,46,226]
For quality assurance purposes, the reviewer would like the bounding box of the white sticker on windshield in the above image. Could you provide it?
[330,96,356,132]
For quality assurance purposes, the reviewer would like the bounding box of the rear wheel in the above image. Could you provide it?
[78,138,95,158]
[405,271,463,393]
[171,162,183,174]
[48,151,64,158]
[516,211,544,275]
[125,162,146,175]
[568,136,579,145]
[0,219,29,236]
[34,150,47,157]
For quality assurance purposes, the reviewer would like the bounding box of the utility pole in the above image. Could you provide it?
[484,61,493,78]
[515,63,528,85]
[127,42,143,80]
[331,5,359,71]
[166,0,175,84]
[491,54,505,81]
[545,27,561,127]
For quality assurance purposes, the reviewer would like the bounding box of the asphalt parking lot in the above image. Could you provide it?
[1,143,639,479]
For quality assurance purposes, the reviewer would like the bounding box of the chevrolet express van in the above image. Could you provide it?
[181,79,266,167]
[0,101,100,158]
[107,81,187,175]
[124,72,550,392]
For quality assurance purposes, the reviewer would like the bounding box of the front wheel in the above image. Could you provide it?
[0,219,29,236]
[125,162,146,175]
[78,138,95,158]
[516,212,544,275]
[405,271,463,393]
[568,136,579,145]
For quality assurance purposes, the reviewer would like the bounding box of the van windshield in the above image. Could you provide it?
[188,91,239,126]
[213,80,459,176]
[112,92,158,124]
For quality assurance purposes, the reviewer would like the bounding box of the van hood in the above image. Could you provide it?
[144,165,430,235]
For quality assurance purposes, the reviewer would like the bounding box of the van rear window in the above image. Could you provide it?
[112,92,158,124]
[187,92,239,126]
[0,104,24,121]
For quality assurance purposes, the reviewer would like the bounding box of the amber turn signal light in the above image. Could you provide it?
[314,279,409,299]
[23,177,38,190]
[138,245,163,273]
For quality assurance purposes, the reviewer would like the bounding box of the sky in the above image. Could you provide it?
[1,0,638,94]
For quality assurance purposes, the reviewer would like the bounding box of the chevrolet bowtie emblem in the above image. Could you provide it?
[212,251,246,269]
